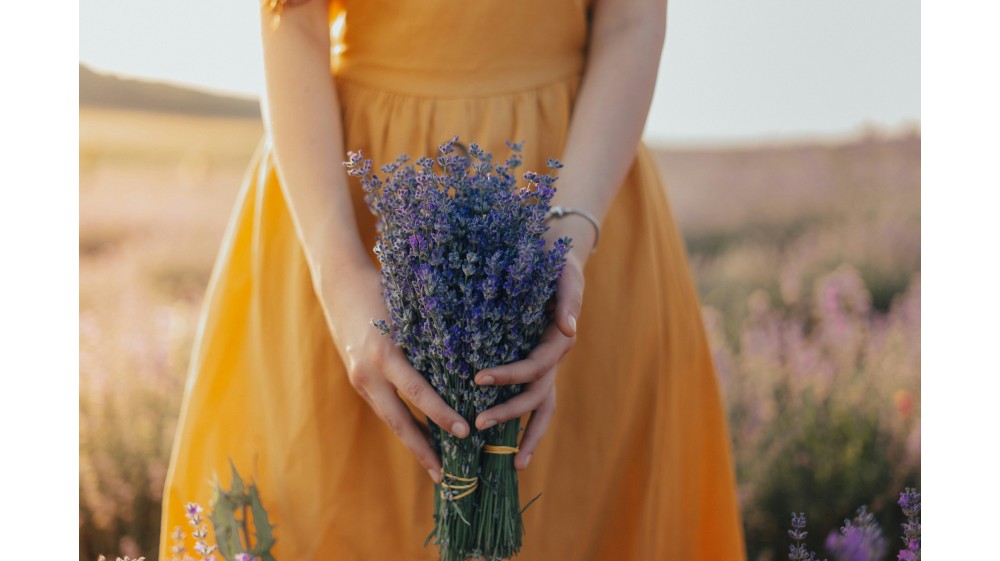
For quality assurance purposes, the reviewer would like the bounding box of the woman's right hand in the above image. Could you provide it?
[324,263,469,484]
[258,0,466,484]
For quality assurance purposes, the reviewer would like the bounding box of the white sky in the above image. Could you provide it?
[80,0,919,144]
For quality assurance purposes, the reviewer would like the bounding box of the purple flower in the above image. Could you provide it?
[787,512,827,561]
[184,502,202,518]
[897,488,921,561]
[345,137,570,420]
[824,506,887,561]
[897,488,920,518]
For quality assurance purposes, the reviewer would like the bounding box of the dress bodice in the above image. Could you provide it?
[328,0,592,97]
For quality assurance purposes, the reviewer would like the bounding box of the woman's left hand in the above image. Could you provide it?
[473,216,594,470]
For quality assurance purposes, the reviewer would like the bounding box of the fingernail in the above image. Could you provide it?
[568,314,577,333]
[428,469,441,484]
[451,422,468,438]
[477,375,495,385]
[480,419,497,430]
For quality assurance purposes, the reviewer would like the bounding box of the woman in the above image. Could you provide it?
[158,0,746,559]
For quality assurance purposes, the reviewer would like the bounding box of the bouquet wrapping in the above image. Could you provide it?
[344,137,571,561]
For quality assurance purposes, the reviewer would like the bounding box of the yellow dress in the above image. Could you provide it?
[158,1,746,559]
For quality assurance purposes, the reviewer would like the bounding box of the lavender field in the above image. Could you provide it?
[79,107,920,561]
[653,133,920,558]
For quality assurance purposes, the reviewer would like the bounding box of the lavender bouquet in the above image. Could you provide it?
[344,137,571,561]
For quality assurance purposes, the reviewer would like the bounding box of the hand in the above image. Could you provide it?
[324,264,469,484]
[472,220,590,470]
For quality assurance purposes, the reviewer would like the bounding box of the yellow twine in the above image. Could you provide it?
[437,446,519,500]
[440,469,478,501]
[483,445,520,454]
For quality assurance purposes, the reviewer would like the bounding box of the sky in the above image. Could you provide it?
[80,0,919,145]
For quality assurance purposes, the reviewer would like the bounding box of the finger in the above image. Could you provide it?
[368,383,444,483]
[385,354,469,439]
[555,260,584,338]
[475,377,553,429]
[515,386,557,470]
[475,324,572,386]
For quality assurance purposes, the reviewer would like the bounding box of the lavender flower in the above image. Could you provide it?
[788,512,828,561]
[169,525,187,560]
[180,501,218,561]
[897,488,920,561]
[185,502,203,520]
[346,137,570,561]
[824,506,887,561]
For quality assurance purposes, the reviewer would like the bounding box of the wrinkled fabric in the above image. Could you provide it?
[158,1,746,559]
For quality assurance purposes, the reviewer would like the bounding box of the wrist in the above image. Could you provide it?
[543,214,597,267]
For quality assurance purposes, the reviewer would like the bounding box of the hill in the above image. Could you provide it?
[79,63,261,118]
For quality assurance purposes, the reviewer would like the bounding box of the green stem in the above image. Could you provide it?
[430,417,483,561]
[473,418,524,561]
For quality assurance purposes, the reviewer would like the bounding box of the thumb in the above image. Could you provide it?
[555,261,584,338]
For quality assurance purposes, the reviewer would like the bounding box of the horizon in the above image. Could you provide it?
[78,60,919,151]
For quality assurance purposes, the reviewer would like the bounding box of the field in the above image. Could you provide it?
[79,106,920,561]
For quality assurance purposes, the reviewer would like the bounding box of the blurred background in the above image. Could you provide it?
[79,1,919,560]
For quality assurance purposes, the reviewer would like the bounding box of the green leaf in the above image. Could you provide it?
[228,457,246,496]
[248,483,277,555]
[209,476,243,559]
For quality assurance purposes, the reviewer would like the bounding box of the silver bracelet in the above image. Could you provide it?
[544,205,600,254]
